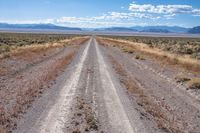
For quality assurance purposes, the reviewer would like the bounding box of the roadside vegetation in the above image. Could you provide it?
[0,33,89,132]
[97,36,200,73]
[109,54,187,132]
[0,33,84,58]
[102,35,200,60]
[187,78,200,90]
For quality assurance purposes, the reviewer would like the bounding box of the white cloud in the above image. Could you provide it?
[107,12,155,19]
[129,3,200,16]
[0,11,162,28]
[129,4,153,12]
[43,11,158,27]
[164,14,176,19]
[2,2,199,28]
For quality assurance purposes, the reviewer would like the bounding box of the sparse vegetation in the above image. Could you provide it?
[122,46,135,54]
[109,54,187,133]
[0,34,89,132]
[100,35,200,60]
[135,54,145,60]
[0,32,79,47]
[97,37,200,73]
[0,51,77,132]
[68,96,98,132]
[187,78,200,89]
[175,73,191,83]
[0,32,85,58]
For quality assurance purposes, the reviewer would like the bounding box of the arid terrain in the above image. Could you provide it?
[0,33,200,133]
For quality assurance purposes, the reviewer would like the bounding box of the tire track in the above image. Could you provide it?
[94,38,136,133]
[36,39,91,133]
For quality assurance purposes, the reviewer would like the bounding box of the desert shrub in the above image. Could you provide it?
[0,33,82,47]
[135,54,145,60]
[102,35,200,60]
[176,41,188,46]
[122,46,134,54]
[191,53,200,59]
[185,48,193,54]
[163,46,171,51]
[2,53,10,58]
[0,45,10,53]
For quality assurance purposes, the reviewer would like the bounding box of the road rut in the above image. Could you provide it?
[14,37,165,133]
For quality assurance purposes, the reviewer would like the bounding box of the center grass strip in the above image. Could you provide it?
[108,54,187,133]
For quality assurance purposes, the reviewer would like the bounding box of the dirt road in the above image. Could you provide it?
[13,37,200,133]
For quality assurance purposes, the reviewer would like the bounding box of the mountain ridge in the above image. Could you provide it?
[0,23,82,31]
[0,23,199,34]
[188,26,200,34]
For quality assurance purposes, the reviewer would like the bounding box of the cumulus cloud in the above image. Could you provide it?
[2,2,200,28]
[46,11,158,27]
[129,3,200,16]
[107,12,154,19]
[53,3,200,27]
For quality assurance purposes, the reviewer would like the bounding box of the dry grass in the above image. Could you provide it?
[102,35,200,60]
[187,78,200,89]
[98,37,200,73]
[135,54,145,60]
[0,37,90,132]
[0,33,84,58]
[11,36,88,57]
[0,52,76,132]
[0,36,89,59]
[121,46,135,54]
[68,96,98,132]
[175,73,191,83]
[109,54,187,133]
[0,37,89,78]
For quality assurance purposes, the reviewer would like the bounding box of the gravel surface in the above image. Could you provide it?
[12,36,200,133]
[100,40,200,133]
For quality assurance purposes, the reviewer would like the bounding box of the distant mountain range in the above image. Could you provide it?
[94,27,138,32]
[131,26,189,33]
[0,23,200,34]
[188,26,200,34]
[96,26,189,33]
[0,23,82,31]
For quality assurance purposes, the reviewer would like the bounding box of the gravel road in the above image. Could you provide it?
[13,36,200,133]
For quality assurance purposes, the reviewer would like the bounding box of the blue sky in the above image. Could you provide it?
[0,0,200,28]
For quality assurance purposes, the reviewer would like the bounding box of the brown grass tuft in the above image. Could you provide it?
[135,54,145,60]
[175,73,191,83]
[0,36,89,59]
[187,78,200,89]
